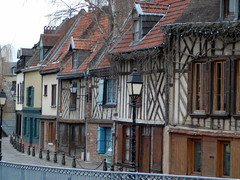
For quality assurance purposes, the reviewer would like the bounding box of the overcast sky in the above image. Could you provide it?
[0,0,62,61]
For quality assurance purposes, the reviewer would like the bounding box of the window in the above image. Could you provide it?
[27,86,34,107]
[188,139,202,174]
[70,93,77,110]
[193,62,207,111]
[189,59,230,116]
[213,61,228,112]
[221,0,238,20]
[218,141,231,177]
[123,126,131,162]
[97,79,118,106]
[44,85,48,96]
[96,127,112,154]
[51,84,57,107]
[72,50,78,69]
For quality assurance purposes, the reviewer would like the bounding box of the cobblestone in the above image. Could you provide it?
[2,137,104,170]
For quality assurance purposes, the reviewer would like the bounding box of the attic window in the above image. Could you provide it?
[72,50,78,69]
[221,0,239,20]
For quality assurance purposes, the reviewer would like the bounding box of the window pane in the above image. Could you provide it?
[223,143,230,176]
[106,80,117,104]
[229,0,235,14]
[194,141,201,172]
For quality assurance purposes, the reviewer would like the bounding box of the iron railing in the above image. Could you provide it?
[0,161,235,180]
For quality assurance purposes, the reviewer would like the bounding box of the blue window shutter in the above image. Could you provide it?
[97,80,104,105]
[97,127,106,153]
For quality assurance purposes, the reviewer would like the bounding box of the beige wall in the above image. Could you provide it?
[24,70,42,108]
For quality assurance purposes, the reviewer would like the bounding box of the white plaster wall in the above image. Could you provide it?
[42,74,58,116]
[16,72,24,111]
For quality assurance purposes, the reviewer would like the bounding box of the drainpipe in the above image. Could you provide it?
[56,78,61,152]
[84,71,89,161]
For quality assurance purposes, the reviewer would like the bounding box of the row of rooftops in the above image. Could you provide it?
[16,0,234,76]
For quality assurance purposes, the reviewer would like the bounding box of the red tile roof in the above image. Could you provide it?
[110,0,191,53]
[72,38,97,51]
[135,0,169,14]
[41,34,60,47]
[57,12,110,76]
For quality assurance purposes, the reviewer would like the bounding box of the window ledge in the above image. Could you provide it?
[103,104,116,108]
[233,114,240,119]
[51,105,56,108]
[190,112,208,118]
[209,113,229,119]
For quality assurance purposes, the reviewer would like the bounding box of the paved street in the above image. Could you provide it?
[2,137,104,170]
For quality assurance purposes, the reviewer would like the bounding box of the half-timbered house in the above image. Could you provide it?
[39,15,79,152]
[109,0,190,173]
[55,9,111,161]
[162,0,240,178]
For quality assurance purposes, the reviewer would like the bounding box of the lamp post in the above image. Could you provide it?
[0,89,7,161]
[126,68,143,172]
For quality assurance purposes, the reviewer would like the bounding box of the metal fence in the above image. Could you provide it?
[0,161,236,180]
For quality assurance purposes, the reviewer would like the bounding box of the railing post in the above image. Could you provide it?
[72,156,76,168]
[39,148,42,159]
[53,152,57,163]
[27,145,31,155]
[61,153,65,165]
[32,147,35,157]
[46,150,50,161]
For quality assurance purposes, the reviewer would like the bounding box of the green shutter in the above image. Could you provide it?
[31,87,34,107]
[97,80,104,105]
[97,127,106,153]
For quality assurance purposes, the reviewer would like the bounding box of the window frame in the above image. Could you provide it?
[97,79,118,107]
[70,92,77,111]
[192,61,208,113]
[218,141,231,177]
[189,58,231,118]
[122,126,131,163]
[187,138,202,175]
[72,50,79,69]
[221,0,239,20]
[27,86,34,107]
[44,85,48,96]
[51,84,57,108]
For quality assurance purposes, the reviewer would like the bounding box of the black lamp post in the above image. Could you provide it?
[0,89,7,161]
[126,68,143,172]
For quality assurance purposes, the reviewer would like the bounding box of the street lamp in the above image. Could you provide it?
[70,82,77,94]
[0,89,7,161]
[126,68,143,172]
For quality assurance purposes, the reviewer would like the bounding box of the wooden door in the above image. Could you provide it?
[139,127,151,172]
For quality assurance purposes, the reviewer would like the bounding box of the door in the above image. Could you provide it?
[139,126,151,172]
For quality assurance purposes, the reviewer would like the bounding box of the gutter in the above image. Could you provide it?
[57,72,84,79]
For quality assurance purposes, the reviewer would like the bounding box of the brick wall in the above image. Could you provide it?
[87,123,106,162]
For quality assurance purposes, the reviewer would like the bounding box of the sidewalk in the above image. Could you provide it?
[2,137,104,170]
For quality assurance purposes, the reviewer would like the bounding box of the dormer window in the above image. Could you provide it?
[72,50,78,69]
[221,0,239,20]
